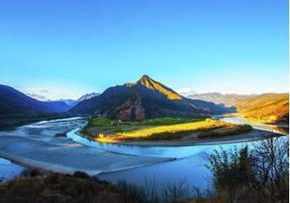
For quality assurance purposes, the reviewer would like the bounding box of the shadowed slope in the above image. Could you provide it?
[70,75,232,120]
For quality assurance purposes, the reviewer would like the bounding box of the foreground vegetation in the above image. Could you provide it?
[0,138,287,203]
[82,117,252,143]
[206,137,289,203]
[0,171,139,203]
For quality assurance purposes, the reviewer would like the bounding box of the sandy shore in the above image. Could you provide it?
[0,117,284,178]
[0,135,174,176]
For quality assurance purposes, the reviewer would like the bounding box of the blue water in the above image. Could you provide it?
[67,126,287,191]
[0,116,287,193]
[67,127,260,158]
[0,158,24,181]
[65,116,288,192]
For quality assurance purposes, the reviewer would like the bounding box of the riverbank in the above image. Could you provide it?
[0,116,287,194]
[73,128,279,147]
[0,158,24,181]
[0,114,79,131]
[82,117,254,145]
[1,136,287,203]
[0,135,174,176]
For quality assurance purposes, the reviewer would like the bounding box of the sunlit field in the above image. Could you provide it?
[82,117,252,143]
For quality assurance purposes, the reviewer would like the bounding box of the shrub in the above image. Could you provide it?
[207,138,289,203]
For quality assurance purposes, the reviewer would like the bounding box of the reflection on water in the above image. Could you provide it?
[98,136,288,193]
[67,114,287,159]
[67,128,275,159]
[220,116,288,135]
[100,154,214,192]
[66,120,287,192]
[0,116,287,193]
[0,117,86,181]
[0,158,24,181]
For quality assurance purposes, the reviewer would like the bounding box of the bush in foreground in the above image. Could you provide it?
[207,137,289,203]
[0,171,138,203]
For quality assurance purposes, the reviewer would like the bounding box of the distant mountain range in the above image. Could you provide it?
[0,76,288,127]
[189,92,289,124]
[0,84,73,115]
[188,93,256,107]
[235,93,289,124]
[0,85,98,128]
[77,93,100,102]
[28,92,100,106]
[70,75,232,120]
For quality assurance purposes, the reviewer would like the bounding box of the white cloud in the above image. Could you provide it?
[177,87,196,96]
[23,86,88,100]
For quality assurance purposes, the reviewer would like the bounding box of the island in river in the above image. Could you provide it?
[0,115,287,203]
[0,76,288,202]
[81,117,253,145]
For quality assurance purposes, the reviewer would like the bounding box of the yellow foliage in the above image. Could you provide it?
[236,93,289,124]
[96,119,230,143]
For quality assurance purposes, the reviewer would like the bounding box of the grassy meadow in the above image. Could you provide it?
[82,117,252,143]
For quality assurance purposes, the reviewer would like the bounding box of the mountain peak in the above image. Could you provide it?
[137,74,152,83]
[137,74,182,100]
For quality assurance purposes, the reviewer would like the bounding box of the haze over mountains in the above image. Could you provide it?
[188,93,255,107]
[189,92,289,124]
[28,93,77,109]
[77,93,100,103]
[0,85,98,128]
[235,93,289,124]
[0,75,288,127]
[0,84,71,115]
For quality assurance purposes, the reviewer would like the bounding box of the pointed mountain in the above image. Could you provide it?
[137,75,182,100]
[70,75,233,120]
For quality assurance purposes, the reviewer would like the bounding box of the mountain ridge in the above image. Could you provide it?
[189,92,289,124]
[0,84,75,128]
[137,75,182,100]
[235,93,289,124]
[70,75,232,120]
[0,84,72,115]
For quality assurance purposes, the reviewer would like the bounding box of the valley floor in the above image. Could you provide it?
[91,129,278,146]
[0,116,286,199]
[0,135,173,176]
[82,117,254,145]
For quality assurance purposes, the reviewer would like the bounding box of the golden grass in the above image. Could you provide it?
[197,124,252,138]
[236,93,289,124]
[95,119,236,143]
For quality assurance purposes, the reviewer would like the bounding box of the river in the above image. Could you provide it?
[0,116,287,193]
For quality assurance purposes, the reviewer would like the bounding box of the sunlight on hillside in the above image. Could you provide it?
[95,119,236,143]
[237,94,289,124]
[138,75,182,100]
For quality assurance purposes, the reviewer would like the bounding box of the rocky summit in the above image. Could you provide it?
[70,75,232,121]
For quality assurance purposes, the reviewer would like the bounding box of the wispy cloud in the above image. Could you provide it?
[176,87,196,96]
[23,86,89,100]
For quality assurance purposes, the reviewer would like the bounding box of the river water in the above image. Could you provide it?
[0,116,288,193]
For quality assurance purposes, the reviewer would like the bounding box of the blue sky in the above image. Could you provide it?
[0,0,288,99]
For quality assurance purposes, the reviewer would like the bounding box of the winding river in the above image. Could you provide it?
[0,116,288,193]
